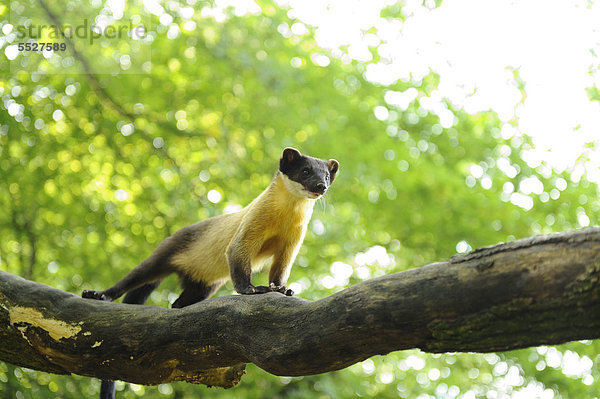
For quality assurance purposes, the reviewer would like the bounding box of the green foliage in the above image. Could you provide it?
[1,1,599,398]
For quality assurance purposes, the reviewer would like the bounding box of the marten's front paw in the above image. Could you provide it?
[238,284,294,296]
[82,290,112,301]
[269,283,294,296]
[238,285,268,295]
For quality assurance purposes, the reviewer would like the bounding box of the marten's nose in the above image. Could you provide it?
[315,182,326,193]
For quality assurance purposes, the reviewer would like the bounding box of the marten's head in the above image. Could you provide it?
[279,147,339,199]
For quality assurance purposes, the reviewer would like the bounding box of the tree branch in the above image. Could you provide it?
[1,228,599,388]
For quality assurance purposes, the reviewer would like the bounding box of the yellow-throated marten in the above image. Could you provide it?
[82,147,339,308]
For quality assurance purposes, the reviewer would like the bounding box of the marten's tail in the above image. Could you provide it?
[98,282,161,399]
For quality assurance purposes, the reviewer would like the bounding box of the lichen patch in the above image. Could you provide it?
[9,306,82,341]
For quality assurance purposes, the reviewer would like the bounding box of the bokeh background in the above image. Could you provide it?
[1,0,599,398]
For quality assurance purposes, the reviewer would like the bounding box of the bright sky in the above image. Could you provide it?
[13,0,597,178]
[274,0,600,182]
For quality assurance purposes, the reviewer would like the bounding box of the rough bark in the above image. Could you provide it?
[1,228,599,388]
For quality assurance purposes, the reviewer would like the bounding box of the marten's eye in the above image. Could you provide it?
[302,168,310,176]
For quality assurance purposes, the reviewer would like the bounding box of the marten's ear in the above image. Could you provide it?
[280,147,302,171]
[328,159,339,182]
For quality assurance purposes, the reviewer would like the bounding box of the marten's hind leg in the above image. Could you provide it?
[122,281,162,305]
[82,256,172,302]
[171,276,224,308]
